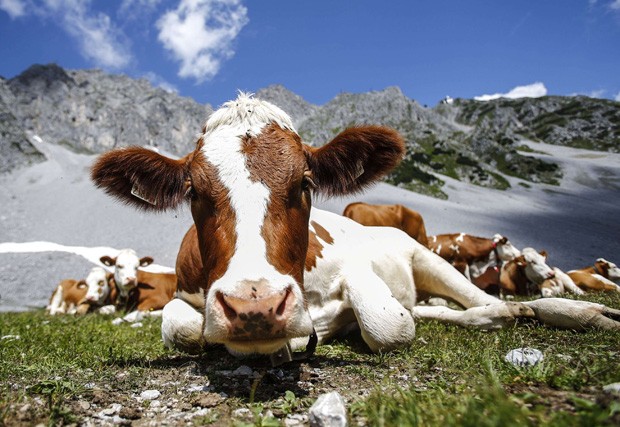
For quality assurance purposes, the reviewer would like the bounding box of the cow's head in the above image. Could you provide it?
[492,234,521,262]
[82,266,111,305]
[595,258,620,281]
[516,248,555,285]
[91,93,405,354]
[100,249,153,297]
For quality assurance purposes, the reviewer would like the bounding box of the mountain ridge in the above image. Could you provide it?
[1,63,618,198]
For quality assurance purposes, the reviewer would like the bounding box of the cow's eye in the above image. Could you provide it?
[302,174,317,193]
[98,281,104,286]
[117,265,124,269]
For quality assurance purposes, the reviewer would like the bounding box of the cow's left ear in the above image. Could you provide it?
[100,256,116,267]
[539,250,548,259]
[305,126,405,197]
[515,256,527,267]
[91,147,191,211]
[140,256,154,267]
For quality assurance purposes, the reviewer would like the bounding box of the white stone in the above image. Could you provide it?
[309,391,348,427]
[140,389,161,400]
[504,347,544,367]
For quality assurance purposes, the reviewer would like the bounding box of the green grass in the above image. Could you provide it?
[1,292,619,426]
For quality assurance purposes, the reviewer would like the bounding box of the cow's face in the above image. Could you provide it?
[100,249,153,296]
[596,258,620,280]
[519,248,555,285]
[492,234,521,262]
[83,267,110,305]
[91,93,405,355]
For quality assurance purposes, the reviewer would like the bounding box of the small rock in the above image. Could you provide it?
[285,413,309,426]
[78,401,90,411]
[309,391,348,427]
[232,365,254,376]
[232,407,252,420]
[187,383,210,393]
[130,322,143,328]
[192,392,224,408]
[505,348,544,367]
[123,310,144,323]
[140,389,161,400]
[111,318,124,326]
[603,383,620,395]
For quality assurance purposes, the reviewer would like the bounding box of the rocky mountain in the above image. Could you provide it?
[1,63,618,198]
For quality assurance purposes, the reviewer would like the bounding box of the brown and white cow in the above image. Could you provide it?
[567,259,620,293]
[428,233,521,283]
[47,266,112,315]
[342,202,429,247]
[482,248,556,296]
[540,268,585,298]
[100,250,177,313]
[91,93,620,357]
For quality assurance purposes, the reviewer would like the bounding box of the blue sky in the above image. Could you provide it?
[1,0,619,108]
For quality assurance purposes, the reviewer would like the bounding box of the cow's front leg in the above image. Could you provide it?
[412,302,535,330]
[161,298,207,354]
[342,266,416,353]
[523,298,620,330]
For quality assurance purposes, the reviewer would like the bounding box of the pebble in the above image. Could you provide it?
[140,390,161,400]
[603,383,620,395]
[504,347,544,367]
[232,365,255,376]
[309,391,348,427]
[130,322,143,328]
[285,413,309,426]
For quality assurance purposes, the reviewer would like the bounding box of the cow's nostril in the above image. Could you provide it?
[217,292,237,320]
[275,288,291,316]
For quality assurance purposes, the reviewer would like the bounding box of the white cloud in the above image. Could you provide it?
[474,82,548,101]
[119,0,161,20]
[41,0,132,69]
[156,0,248,82]
[0,0,26,18]
[615,92,620,102]
[611,0,620,10]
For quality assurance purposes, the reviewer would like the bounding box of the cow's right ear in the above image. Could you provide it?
[305,126,405,197]
[91,147,190,211]
[100,256,116,267]
[515,256,527,267]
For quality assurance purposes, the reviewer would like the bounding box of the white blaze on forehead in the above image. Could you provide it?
[456,233,466,243]
[521,247,553,284]
[201,93,299,293]
[84,267,109,303]
[115,249,141,286]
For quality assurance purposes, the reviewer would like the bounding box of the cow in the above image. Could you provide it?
[91,93,620,358]
[342,202,429,247]
[540,268,585,298]
[568,259,620,293]
[428,233,521,284]
[480,248,556,296]
[100,249,154,297]
[47,266,112,315]
[99,250,177,313]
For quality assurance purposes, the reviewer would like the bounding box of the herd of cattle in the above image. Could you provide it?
[47,201,619,318]
[42,93,620,358]
[343,202,620,298]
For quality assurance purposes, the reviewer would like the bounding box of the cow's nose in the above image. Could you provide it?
[547,270,555,279]
[215,286,293,340]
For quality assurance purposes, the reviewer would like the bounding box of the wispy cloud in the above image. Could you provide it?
[0,0,26,18]
[119,0,162,21]
[615,92,620,102]
[611,0,620,10]
[156,0,248,82]
[474,82,547,101]
[40,0,131,69]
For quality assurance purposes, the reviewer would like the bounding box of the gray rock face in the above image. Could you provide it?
[5,63,212,161]
[1,63,618,195]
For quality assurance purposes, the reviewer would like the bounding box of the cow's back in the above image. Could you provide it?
[133,270,178,311]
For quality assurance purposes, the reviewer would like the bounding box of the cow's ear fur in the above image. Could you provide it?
[140,256,154,267]
[100,256,116,267]
[305,126,405,197]
[91,147,190,211]
[539,250,548,259]
[515,256,527,267]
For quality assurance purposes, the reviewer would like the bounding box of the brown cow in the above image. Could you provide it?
[91,93,620,357]
[484,248,555,296]
[568,259,620,293]
[342,202,429,247]
[429,233,521,282]
[47,267,113,315]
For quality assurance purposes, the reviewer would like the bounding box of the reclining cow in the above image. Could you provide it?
[342,202,429,247]
[100,249,177,315]
[91,93,620,358]
[567,258,620,293]
[428,232,521,286]
[47,266,113,315]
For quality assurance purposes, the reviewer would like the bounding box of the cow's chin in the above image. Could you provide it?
[225,338,290,356]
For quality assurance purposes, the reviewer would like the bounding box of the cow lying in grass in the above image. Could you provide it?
[91,93,620,358]
[47,266,113,315]
[568,258,620,293]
